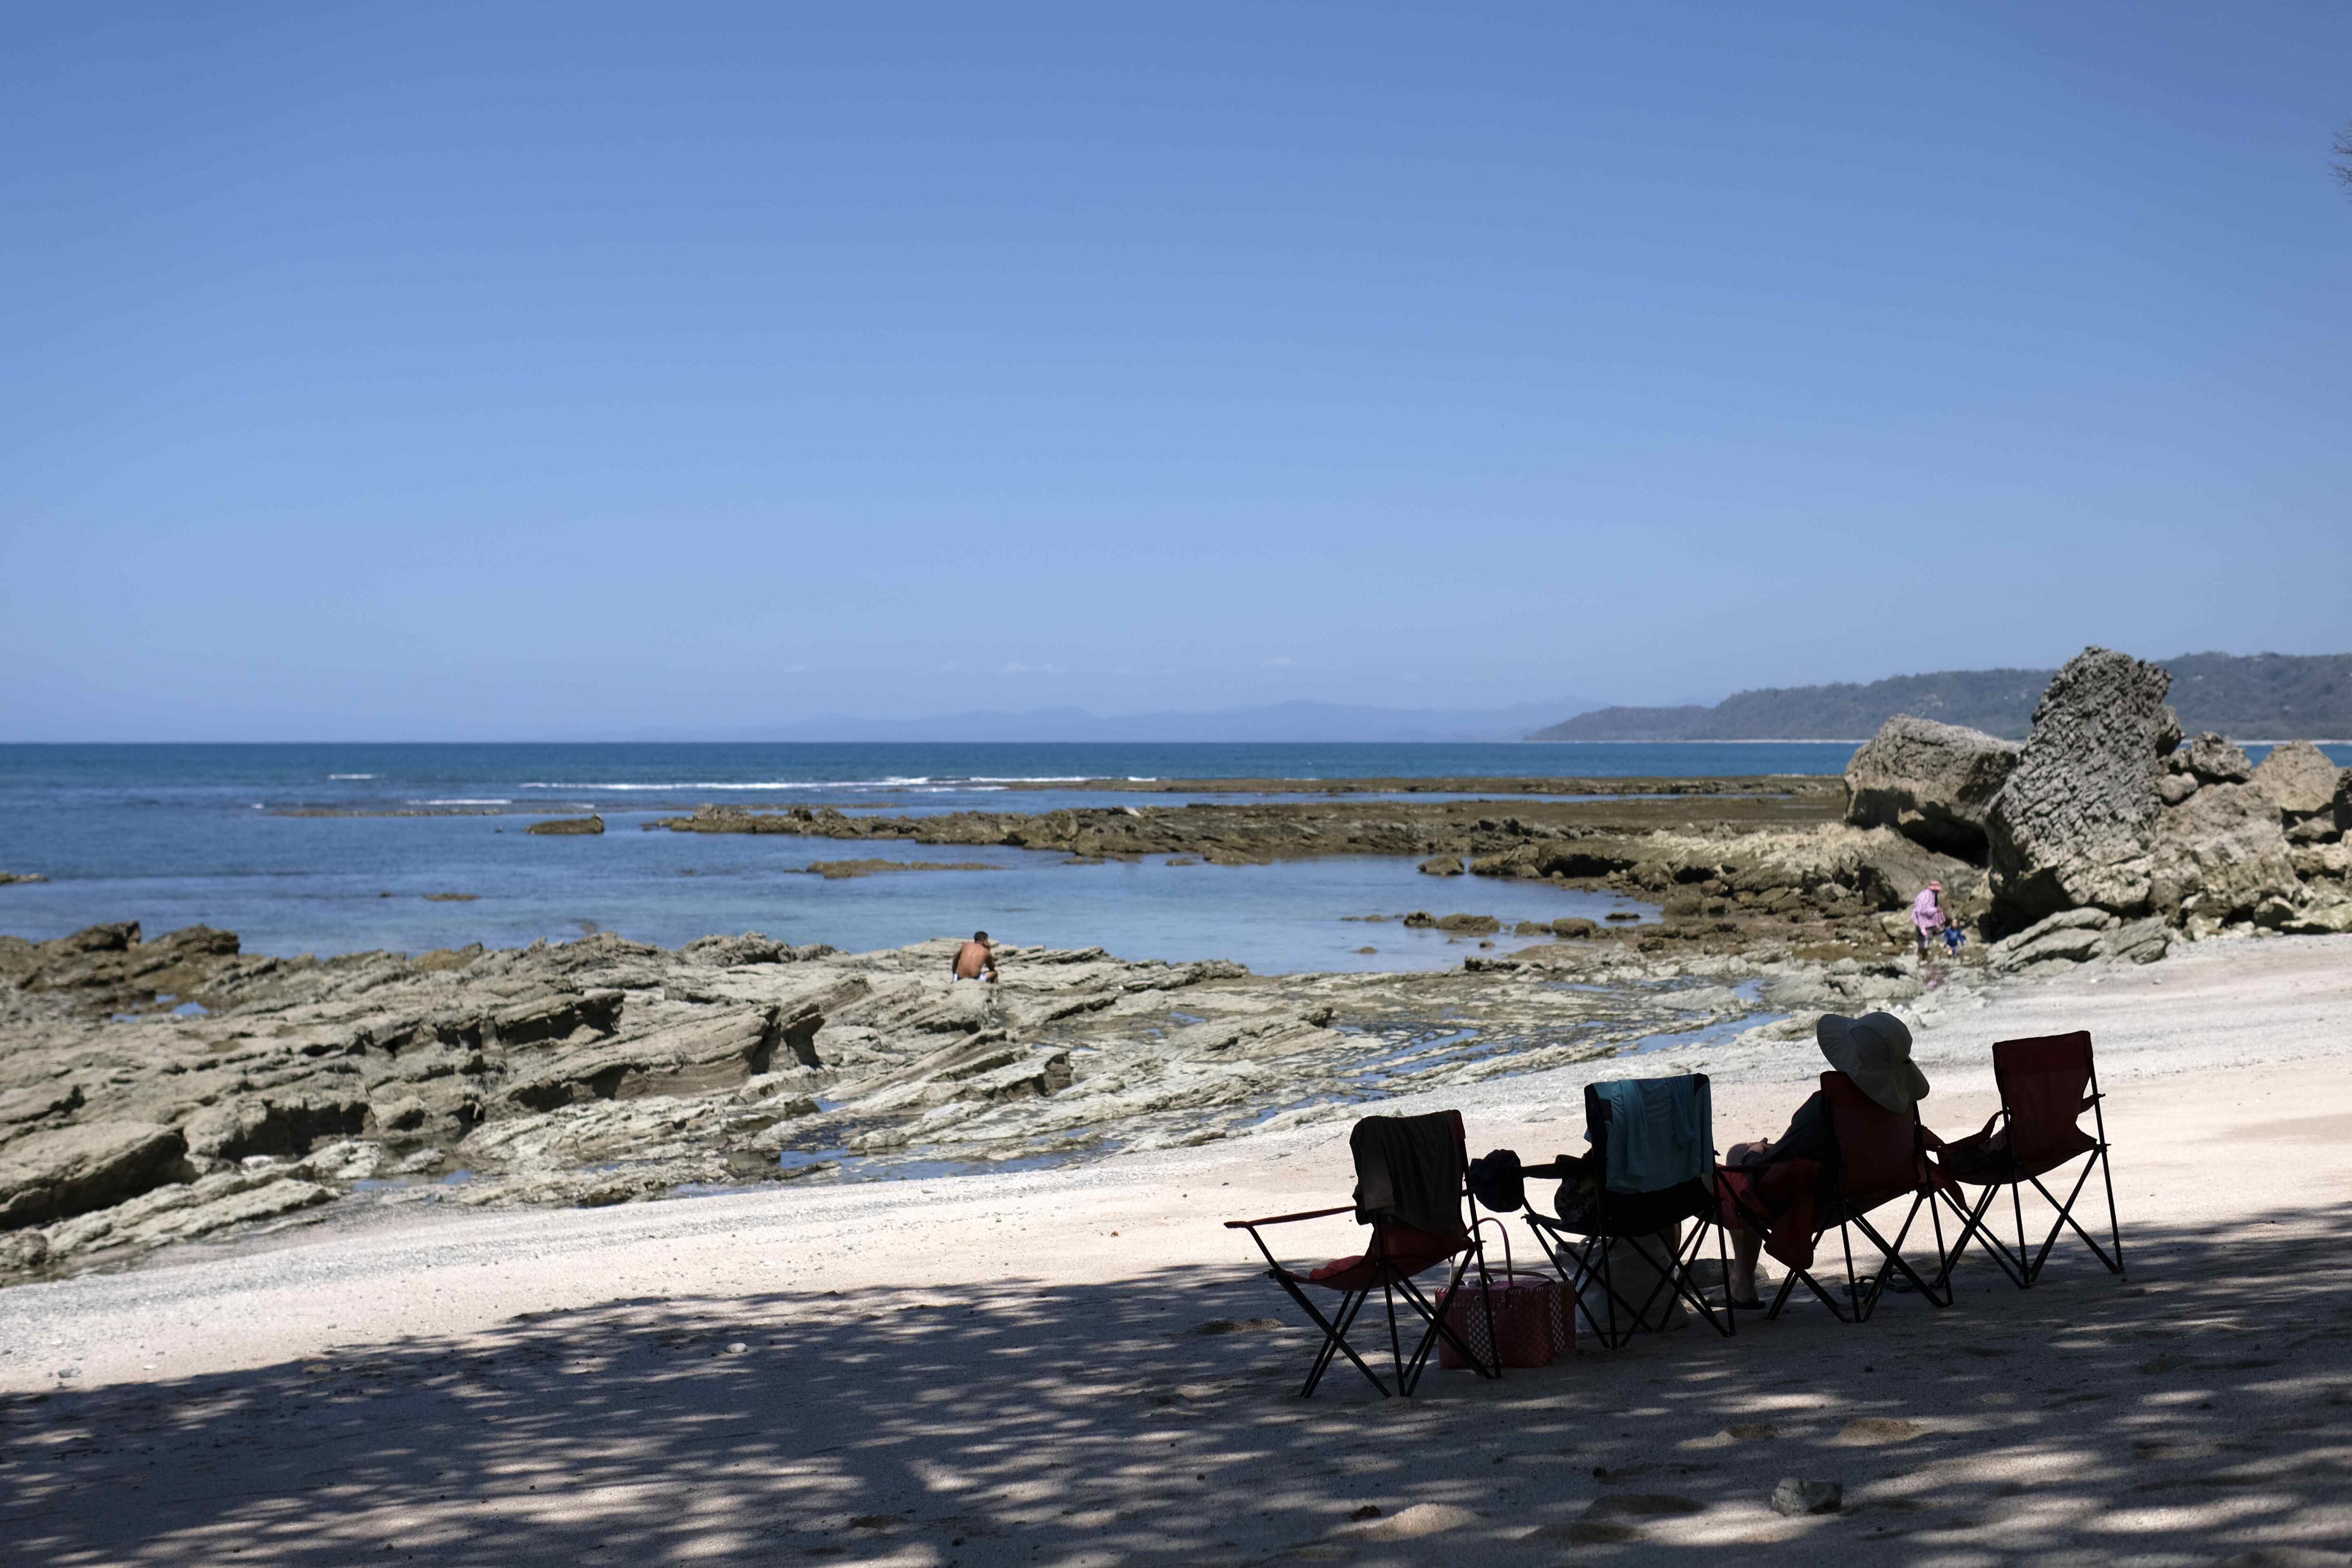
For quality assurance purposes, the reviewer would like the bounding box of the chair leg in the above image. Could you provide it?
[1275,1273,1389,1399]
[2027,1154,2124,1283]
[2099,1144,2127,1281]
[1397,1259,1498,1389]
[2010,1174,2034,1289]
[1850,1196,1949,1315]
[1935,1183,2022,1291]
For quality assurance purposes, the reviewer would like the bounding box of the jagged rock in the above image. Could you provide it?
[0,872,47,887]
[1843,715,2020,861]
[525,816,604,835]
[2338,768,2352,835]
[2173,733,2254,785]
[2154,705,2184,758]
[1418,855,1464,877]
[2288,815,2342,846]
[0,1229,47,1271]
[1404,912,1501,934]
[2148,784,2300,925]
[2278,888,2352,935]
[40,1170,333,1259]
[2101,918,2171,965]
[680,933,790,966]
[1988,908,2114,972]
[2157,773,2200,808]
[2252,741,2341,818]
[183,1091,370,1162]
[1988,649,2174,928]
[2291,842,2351,881]
[0,1121,187,1228]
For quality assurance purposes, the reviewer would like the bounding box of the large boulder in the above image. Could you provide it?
[1843,715,2020,861]
[2172,732,2253,784]
[0,1121,187,1229]
[2251,741,2340,818]
[1986,649,2174,930]
[2147,783,2300,926]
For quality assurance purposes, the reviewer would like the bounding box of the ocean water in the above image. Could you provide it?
[8,739,2327,973]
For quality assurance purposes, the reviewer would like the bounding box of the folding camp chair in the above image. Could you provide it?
[1225,1109,1500,1398]
[1740,1071,1953,1323]
[1520,1075,1735,1349]
[1932,1030,2123,1290]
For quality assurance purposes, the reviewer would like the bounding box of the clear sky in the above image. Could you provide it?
[3,2,2347,740]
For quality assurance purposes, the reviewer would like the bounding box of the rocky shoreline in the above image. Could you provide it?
[3,649,2344,1289]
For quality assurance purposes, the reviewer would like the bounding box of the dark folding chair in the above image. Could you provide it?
[1742,1071,1953,1323]
[1932,1030,2123,1290]
[1520,1075,1735,1349]
[1225,1109,1500,1398]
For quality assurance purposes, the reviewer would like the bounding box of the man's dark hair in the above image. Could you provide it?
[973,930,988,941]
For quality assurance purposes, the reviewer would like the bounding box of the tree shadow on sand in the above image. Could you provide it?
[4,1207,2351,1567]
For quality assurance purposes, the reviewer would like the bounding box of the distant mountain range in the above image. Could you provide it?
[1530,653,2352,742]
[651,697,1605,744]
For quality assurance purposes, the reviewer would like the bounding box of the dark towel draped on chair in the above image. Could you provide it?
[1351,1113,1470,1238]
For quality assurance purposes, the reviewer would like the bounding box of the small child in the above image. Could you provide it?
[1942,920,1965,956]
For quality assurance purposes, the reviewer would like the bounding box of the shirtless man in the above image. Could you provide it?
[951,931,999,982]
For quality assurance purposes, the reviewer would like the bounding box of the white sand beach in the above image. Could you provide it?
[5,933,2351,1566]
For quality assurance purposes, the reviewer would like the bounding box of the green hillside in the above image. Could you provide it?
[1531,652,2352,742]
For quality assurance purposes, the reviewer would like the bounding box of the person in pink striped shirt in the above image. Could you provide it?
[1911,881,1947,989]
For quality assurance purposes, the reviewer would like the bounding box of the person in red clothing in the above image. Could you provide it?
[1719,1012,1930,1307]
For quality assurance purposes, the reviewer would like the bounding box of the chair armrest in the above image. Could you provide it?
[1224,1204,1354,1230]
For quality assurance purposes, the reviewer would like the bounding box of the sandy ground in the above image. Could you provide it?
[4,934,2351,1566]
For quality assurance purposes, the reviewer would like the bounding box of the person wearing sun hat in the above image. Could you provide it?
[1719,1012,1929,1307]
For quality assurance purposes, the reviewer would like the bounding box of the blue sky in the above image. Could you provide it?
[2,2,2346,740]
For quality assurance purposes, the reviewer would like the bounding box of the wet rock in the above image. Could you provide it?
[1769,1478,1843,1517]
[0,872,47,887]
[1550,918,1601,938]
[525,816,604,835]
[1988,648,2174,929]
[0,1121,187,1228]
[1418,855,1464,877]
[1404,912,1501,934]
[802,859,993,879]
[2252,740,2340,818]
[1844,715,2019,861]
[2173,733,2254,785]
[2148,783,2300,925]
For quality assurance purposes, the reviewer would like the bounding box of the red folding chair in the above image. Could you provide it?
[1732,1071,1953,1323]
[1932,1030,2123,1289]
[1225,1109,1500,1398]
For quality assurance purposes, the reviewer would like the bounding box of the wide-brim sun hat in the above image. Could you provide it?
[1816,1012,1930,1115]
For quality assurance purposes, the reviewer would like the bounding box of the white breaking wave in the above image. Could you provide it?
[328,773,377,780]
[414,798,513,806]
[518,777,938,791]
